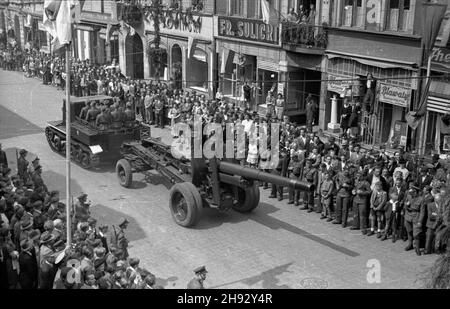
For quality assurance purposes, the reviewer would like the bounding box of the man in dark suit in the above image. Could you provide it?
[414,167,433,189]
[366,166,389,193]
[18,239,38,289]
[424,194,444,255]
[0,143,8,168]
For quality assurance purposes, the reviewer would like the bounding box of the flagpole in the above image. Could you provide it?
[65,42,72,248]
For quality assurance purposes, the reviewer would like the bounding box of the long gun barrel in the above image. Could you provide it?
[218,161,315,192]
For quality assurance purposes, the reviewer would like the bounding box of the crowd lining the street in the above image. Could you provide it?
[1,48,450,289]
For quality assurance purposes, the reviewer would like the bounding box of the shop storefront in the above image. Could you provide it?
[215,16,283,112]
[323,55,416,150]
[143,11,214,96]
[424,80,450,155]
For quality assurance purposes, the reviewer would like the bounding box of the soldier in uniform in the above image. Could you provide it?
[124,103,136,127]
[287,150,304,206]
[404,185,426,256]
[269,137,290,201]
[110,104,123,129]
[95,106,109,130]
[350,171,372,234]
[300,158,318,212]
[187,266,207,289]
[79,101,91,119]
[110,218,129,260]
[333,168,353,227]
[319,170,334,221]
[17,149,30,183]
[31,165,47,193]
[74,193,91,227]
[85,101,100,125]
[154,99,165,128]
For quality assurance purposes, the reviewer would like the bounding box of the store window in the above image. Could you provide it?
[188,48,208,91]
[387,0,412,31]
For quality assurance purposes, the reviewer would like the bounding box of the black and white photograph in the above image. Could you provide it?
[0,0,450,295]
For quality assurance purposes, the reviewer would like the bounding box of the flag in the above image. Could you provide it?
[261,0,279,25]
[43,0,79,46]
[187,36,195,59]
[406,78,431,129]
[421,2,448,59]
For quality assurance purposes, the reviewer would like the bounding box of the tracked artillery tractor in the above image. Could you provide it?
[45,95,141,169]
[116,136,314,227]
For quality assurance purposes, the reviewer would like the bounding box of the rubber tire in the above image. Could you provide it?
[232,183,260,213]
[169,182,203,227]
[116,159,133,188]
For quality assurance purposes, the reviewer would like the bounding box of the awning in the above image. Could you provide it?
[429,80,450,99]
[428,96,450,113]
[326,51,418,70]
[286,52,322,71]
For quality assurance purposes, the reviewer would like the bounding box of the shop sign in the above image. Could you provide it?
[391,121,408,148]
[38,21,45,31]
[327,74,352,96]
[431,47,450,72]
[378,83,411,107]
[218,17,279,45]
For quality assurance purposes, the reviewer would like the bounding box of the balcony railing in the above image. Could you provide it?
[281,21,328,50]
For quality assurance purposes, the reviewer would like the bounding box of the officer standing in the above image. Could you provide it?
[187,266,207,289]
[300,158,318,212]
[17,149,29,183]
[351,171,371,234]
[333,169,353,227]
[288,150,304,206]
[111,218,129,260]
[404,185,426,256]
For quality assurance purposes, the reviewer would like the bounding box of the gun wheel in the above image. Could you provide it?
[169,182,202,227]
[116,159,133,188]
[233,183,260,213]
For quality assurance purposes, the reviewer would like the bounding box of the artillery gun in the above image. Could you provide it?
[45,95,141,169]
[116,136,314,227]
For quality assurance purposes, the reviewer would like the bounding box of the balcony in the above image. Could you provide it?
[281,21,328,54]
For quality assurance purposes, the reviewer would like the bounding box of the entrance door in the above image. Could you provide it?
[125,33,144,79]
[171,44,182,88]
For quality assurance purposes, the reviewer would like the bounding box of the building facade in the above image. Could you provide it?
[73,0,120,65]
[0,0,51,52]
[319,0,427,153]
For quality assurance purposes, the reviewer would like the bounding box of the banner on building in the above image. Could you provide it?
[327,75,352,96]
[378,83,412,108]
[431,47,450,72]
[390,120,408,148]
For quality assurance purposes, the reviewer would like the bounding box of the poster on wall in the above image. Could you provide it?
[443,135,450,151]
[390,120,408,148]
[378,83,412,108]
[327,74,352,97]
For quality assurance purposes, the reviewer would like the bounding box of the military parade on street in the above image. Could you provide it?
[1,0,450,292]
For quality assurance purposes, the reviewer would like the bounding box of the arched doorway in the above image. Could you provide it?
[171,44,182,89]
[125,33,144,79]
[14,15,20,47]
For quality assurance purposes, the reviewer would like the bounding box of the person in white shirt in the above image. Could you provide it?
[241,114,254,135]
[394,159,409,181]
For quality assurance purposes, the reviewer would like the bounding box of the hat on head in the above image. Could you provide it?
[29,229,41,241]
[20,239,32,251]
[129,257,140,267]
[32,157,40,164]
[194,266,207,274]
[410,185,420,191]
[118,218,129,227]
[78,193,88,200]
[33,200,43,208]
[40,231,56,244]
[21,219,33,230]
[19,149,28,155]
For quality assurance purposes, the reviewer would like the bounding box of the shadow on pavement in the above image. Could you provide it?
[90,204,147,243]
[196,202,360,258]
[0,105,43,139]
[210,263,294,289]
[155,276,179,288]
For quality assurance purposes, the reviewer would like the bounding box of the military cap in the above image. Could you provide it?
[194,266,207,274]
[118,218,129,227]
[21,220,33,230]
[40,231,56,244]
[78,193,88,200]
[29,229,41,241]
[32,157,40,164]
[129,257,140,266]
[19,149,28,155]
